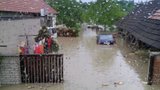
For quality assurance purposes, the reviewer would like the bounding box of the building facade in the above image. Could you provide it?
[0,0,57,56]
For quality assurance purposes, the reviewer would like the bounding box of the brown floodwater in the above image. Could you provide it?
[1,29,160,90]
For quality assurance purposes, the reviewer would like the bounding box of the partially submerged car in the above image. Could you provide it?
[97,34,115,45]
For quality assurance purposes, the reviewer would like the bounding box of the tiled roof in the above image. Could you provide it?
[148,9,160,20]
[117,0,160,49]
[0,0,57,14]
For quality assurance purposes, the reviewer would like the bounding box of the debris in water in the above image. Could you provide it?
[123,55,127,58]
[142,81,148,85]
[114,81,124,87]
[114,83,117,87]
[128,53,135,56]
[39,86,43,89]
[102,83,109,86]
[44,87,48,90]
[25,84,28,87]
[136,63,139,66]
[46,84,50,87]
[118,81,123,85]
[27,86,33,89]
[128,61,131,63]
[140,56,142,59]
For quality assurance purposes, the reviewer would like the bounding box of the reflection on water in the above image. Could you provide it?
[1,30,160,90]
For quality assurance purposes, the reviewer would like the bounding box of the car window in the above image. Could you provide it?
[100,35,113,40]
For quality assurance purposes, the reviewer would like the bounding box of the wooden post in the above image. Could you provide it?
[148,52,160,85]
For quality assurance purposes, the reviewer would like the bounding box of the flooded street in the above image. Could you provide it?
[1,30,160,90]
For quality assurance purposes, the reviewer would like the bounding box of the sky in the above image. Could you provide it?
[80,0,150,3]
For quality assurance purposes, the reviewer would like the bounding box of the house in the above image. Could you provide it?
[117,0,160,49]
[0,0,57,56]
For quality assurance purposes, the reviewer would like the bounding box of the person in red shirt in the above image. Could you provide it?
[47,37,52,52]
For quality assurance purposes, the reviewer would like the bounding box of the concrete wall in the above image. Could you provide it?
[0,18,41,56]
[52,15,57,28]
[0,57,21,84]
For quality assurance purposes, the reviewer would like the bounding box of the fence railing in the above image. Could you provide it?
[20,54,63,83]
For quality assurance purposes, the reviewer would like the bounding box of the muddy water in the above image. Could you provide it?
[1,30,160,90]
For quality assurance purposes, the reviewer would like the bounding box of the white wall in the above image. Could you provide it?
[0,18,41,56]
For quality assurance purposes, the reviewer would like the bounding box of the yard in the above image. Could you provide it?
[0,29,160,90]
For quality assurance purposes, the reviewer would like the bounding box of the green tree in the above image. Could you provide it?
[46,0,134,30]
[82,0,131,26]
[46,0,83,28]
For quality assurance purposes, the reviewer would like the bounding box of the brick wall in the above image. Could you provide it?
[152,55,160,84]
[148,52,160,85]
[0,57,21,84]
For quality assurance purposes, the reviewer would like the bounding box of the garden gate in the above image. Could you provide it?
[20,54,63,83]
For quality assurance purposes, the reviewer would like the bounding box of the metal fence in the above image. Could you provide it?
[20,54,63,83]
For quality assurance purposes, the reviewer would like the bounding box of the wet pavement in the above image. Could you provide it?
[1,29,160,90]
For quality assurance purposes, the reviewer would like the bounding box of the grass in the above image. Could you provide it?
[134,49,149,58]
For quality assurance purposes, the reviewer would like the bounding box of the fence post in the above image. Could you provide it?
[147,52,160,85]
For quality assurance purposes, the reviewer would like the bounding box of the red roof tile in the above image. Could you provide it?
[148,9,160,20]
[0,0,57,14]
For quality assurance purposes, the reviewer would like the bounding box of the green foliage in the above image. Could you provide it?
[35,26,60,53]
[51,41,59,53]
[35,26,50,42]
[46,0,134,28]
[82,0,134,26]
[74,23,81,36]
[118,0,135,12]
[46,0,83,29]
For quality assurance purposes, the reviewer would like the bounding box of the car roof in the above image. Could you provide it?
[99,34,113,37]
[99,34,113,39]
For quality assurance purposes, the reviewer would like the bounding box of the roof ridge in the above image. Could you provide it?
[0,0,57,14]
